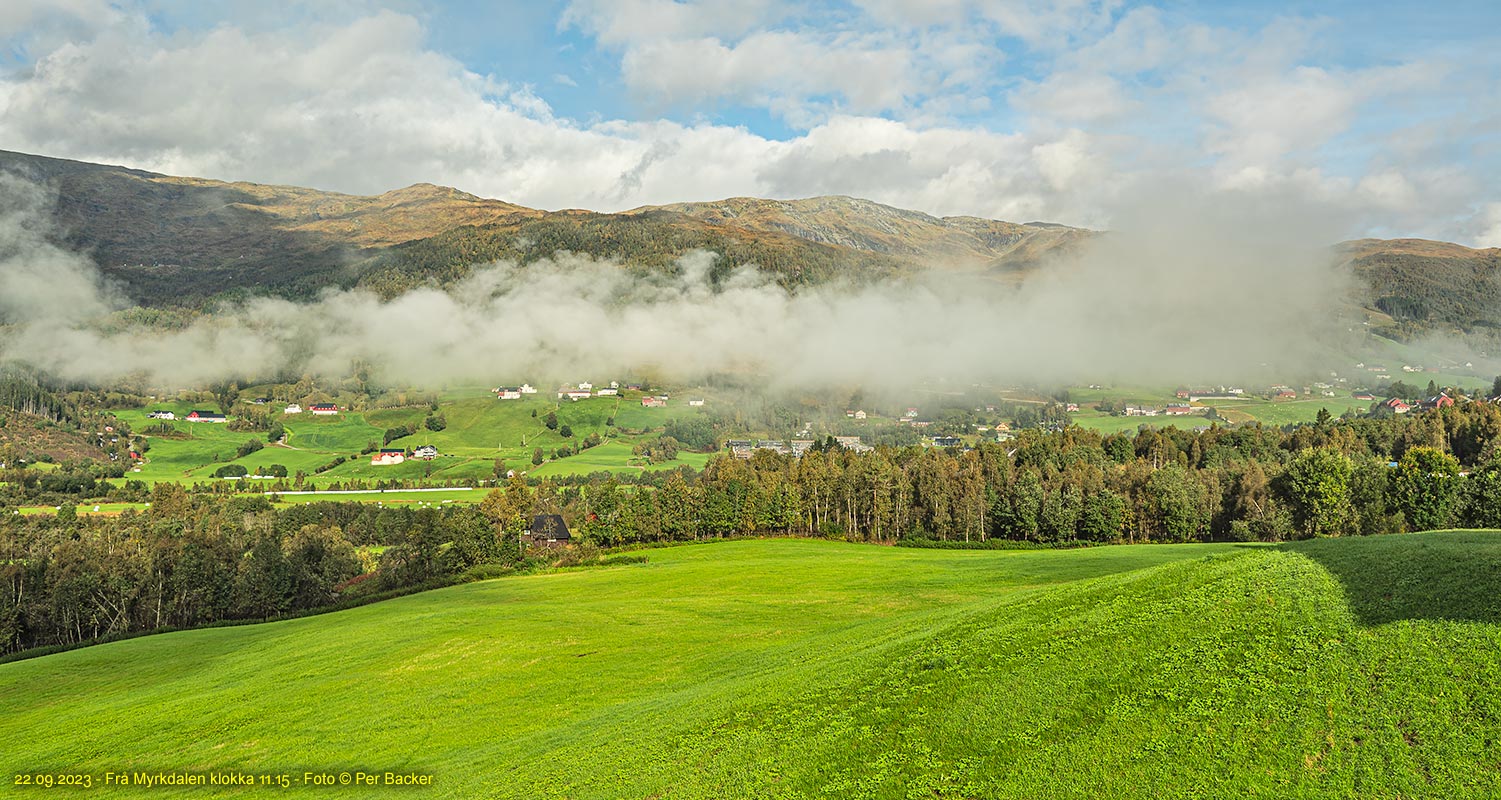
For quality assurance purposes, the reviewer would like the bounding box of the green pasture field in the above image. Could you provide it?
[1068,409,1215,435]
[266,488,484,507]
[1198,395,1375,427]
[527,440,713,477]
[15,502,150,516]
[281,414,385,453]
[5,532,1500,798]
[120,394,709,487]
[608,396,704,431]
[114,405,253,483]
[1069,393,1378,434]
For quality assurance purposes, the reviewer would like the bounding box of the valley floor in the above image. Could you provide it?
[3,534,1500,798]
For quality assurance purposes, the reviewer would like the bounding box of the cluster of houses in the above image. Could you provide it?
[275,403,338,415]
[1357,361,1465,376]
[725,439,813,458]
[1175,387,1245,401]
[282,403,338,415]
[490,381,641,400]
[558,381,620,400]
[490,380,713,407]
[492,381,673,401]
[370,444,439,466]
[726,435,873,459]
[146,409,228,423]
[1125,404,1205,417]
[493,384,539,400]
[1383,393,1455,415]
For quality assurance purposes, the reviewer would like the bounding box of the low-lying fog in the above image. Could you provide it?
[0,172,1403,390]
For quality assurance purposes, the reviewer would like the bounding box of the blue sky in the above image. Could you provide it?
[0,0,1497,244]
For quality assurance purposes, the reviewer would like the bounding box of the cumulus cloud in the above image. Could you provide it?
[0,2,1492,247]
[620,31,916,121]
[1475,204,1501,249]
[559,0,784,46]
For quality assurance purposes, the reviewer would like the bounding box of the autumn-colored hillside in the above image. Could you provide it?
[2,149,1494,336]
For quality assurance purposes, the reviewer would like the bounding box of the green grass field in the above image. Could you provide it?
[15,502,150,516]
[5,532,1500,798]
[119,394,711,487]
[528,440,713,477]
[1069,409,1214,434]
[267,488,483,507]
[1198,395,1375,426]
[1070,393,1382,433]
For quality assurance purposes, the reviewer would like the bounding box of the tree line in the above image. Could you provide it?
[7,401,1501,655]
[0,481,543,656]
[557,400,1501,545]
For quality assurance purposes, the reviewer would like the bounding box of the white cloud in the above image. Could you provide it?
[620,31,915,118]
[559,0,784,46]
[1356,170,1418,211]
[1012,71,1136,124]
[1205,66,1361,167]
[0,0,123,41]
[0,9,1113,226]
[1476,203,1501,249]
[0,4,1493,248]
[974,0,1123,48]
[561,0,1013,125]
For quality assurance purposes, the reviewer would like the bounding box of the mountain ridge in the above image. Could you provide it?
[1,149,1494,334]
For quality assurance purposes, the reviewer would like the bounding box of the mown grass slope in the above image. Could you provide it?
[3,534,1499,798]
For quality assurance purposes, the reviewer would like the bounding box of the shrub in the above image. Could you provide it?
[236,438,264,458]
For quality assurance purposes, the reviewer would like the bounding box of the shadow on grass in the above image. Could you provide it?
[1278,530,1501,626]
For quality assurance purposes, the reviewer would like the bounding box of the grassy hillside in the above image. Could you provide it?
[112,392,715,485]
[4,533,1499,798]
